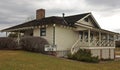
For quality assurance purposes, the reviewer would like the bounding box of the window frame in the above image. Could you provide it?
[84,18,89,22]
[40,28,46,36]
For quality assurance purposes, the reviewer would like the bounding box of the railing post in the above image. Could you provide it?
[88,29,90,46]
[82,31,85,46]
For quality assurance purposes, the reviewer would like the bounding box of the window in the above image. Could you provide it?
[84,18,89,22]
[40,28,46,36]
[90,33,93,42]
[85,32,88,42]
[79,31,83,41]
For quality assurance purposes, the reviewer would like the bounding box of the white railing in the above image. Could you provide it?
[90,40,100,46]
[90,40,114,47]
[71,38,80,54]
[71,39,115,54]
[71,39,89,54]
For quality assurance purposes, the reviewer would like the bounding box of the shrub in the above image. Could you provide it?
[8,33,18,38]
[68,49,100,63]
[20,37,49,53]
[101,58,114,61]
[0,37,18,50]
[116,41,120,47]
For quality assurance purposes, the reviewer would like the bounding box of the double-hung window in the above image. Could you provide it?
[40,28,46,36]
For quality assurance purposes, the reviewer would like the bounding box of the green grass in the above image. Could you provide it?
[0,50,120,70]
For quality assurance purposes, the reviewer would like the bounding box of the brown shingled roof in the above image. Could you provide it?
[1,13,89,32]
[64,13,90,25]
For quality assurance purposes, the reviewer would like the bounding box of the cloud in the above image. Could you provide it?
[86,0,120,7]
[84,0,120,12]
[0,0,85,27]
[0,0,120,33]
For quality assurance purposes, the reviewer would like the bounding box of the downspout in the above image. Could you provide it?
[52,24,56,55]
[53,24,56,47]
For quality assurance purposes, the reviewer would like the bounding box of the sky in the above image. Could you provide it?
[0,0,120,36]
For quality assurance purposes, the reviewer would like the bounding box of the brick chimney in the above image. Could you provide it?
[36,9,45,19]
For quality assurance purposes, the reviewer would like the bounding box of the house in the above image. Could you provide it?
[1,9,119,59]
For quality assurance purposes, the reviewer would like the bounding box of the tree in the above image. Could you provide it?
[25,15,35,22]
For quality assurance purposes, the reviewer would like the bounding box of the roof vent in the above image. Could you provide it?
[62,13,65,18]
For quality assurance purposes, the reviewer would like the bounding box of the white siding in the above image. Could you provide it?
[55,26,79,51]
[33,25,53,45]
[91,49,100,59]
[33,25,79,57]
[110,49,115,59]
[42,26,53,45]
[91,48,115,59]
[33,28,40,37]
[102,49,109,59]
[33,25,79,51]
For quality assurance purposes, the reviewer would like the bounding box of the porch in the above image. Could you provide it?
[71,28,116,54]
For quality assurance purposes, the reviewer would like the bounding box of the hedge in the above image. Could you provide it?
[0,37,18,50]
[20,37,49,53]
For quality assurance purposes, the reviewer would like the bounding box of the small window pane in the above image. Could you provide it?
[40,28,46,36]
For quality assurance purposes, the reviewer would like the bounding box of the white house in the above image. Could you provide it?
[1,9,119,59]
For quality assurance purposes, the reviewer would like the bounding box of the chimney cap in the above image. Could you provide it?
[37,8,45,11]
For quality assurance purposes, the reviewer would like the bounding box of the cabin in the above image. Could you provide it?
[1,9,119,59]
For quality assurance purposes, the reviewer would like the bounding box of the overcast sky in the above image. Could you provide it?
[0,0,120,36]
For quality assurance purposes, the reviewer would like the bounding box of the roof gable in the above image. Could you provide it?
[64,13,89,25]
[76,13,101,29]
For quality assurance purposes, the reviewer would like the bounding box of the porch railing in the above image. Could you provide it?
[71,38,80,54]
[90,40,114,47]
[71,39,115,54]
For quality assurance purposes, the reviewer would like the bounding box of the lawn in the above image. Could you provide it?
[0,50,120,70]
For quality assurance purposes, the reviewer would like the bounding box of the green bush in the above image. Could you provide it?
[20,37,49,53]
[68,49,100,63]
[0,37,18,50]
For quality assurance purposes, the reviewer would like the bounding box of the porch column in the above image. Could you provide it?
[99,32,101,46]
[88,29,90,46]
[17,32,20,45]
[6,32,8,37]
[107,34,110,47]
[82,31,85,42]
[113,35,116,47]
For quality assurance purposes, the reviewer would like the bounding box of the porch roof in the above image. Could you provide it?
[75,23,119,35]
